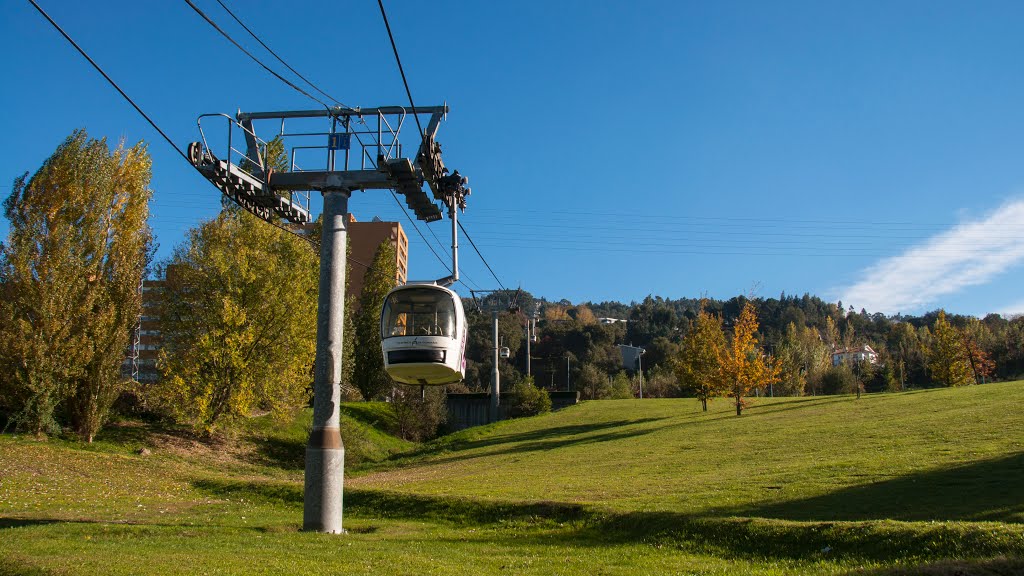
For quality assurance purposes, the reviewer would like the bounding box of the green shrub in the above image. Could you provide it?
[509,376,551,417]
[610,371,634,399]
[819,364,859,395]
[392,386,447,442]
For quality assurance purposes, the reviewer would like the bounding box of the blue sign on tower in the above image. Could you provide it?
[327,133,351,151]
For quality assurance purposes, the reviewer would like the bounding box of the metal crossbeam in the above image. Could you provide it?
[237,105,447,121]
[188,105,458,225]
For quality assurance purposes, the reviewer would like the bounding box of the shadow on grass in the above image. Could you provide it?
[346,489,589,526]
[742,395,848,416]
[190,478,589,525]
[187,478,1024,563]
[720,452,1024,523]
[387,418,669,467]
[191,478,303,506]
[442,418,669,452]
[0,556,54,576]
[0,518,67,530]
[91,422,153,446]
[415,401,841,466]
[249,436,305,471]
[585,512,1024,562]
[846,556,1024,575]
[419,426,669,467]
[341,403,397,432]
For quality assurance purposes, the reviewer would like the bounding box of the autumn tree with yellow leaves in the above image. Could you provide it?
[675,304,726,411]
[153,207,318,432]
[928,310,974,388]
[0,131,153,440]
[721,302,781,416]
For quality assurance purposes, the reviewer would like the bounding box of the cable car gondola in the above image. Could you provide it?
[380,282,467,386]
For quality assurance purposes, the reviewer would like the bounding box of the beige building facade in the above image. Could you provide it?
[346,215,408,300]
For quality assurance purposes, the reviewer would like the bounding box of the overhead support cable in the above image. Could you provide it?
[27,0,332,258]
[212,0,353,111]
[459,221,504,290]
[376,0,425,141]
[182,0,331,110]
[191,0,456,273]
[376,0,505,291]
[26,0,192,170]
[388,190,452,274]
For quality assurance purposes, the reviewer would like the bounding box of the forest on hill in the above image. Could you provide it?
[460,290,1024,399]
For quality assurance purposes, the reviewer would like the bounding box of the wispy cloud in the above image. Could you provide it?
[997,299,1024,319]
[838,199,1024,315]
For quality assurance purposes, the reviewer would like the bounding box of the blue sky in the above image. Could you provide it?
[3,0,1024,317]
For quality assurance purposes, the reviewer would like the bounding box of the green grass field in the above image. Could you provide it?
[2,384,1023,575]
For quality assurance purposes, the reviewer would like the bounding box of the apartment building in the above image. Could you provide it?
[121,277,167,385]
[346,215,408,300]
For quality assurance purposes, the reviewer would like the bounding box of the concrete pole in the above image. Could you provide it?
[638,351,644,399]
[525,318,531,377]
[490,310,500,422]
[304,189,349,534]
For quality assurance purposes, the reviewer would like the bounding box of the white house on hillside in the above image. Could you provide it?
[832,344,879,366]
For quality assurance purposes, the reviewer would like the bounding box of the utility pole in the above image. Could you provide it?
[566,355,571,391]
[638,348,644,399]
[525,318,531,377]
[188,104,463,534]
[491,310,500,421]
[470,290,519,423]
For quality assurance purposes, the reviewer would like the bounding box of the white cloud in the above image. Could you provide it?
[997,299,1024,319]
[838,199,1024,315]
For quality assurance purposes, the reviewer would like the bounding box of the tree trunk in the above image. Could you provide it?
[735,399,742,416]
[701,398,707,412]
[965,341,979,385]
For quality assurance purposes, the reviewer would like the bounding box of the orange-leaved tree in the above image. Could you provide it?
[721,302,781,416]
[960,317,995,384]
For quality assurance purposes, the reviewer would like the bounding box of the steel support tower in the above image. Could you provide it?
[188,104,468,533]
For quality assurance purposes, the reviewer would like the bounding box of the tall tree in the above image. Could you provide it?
[888,322,924,389]
[0,131,152,439]
[928,310,973,388]
[153,207,318,432]
[577,362,611,400]
[675,306,726,411]
[824,316,841,351]
[960,318,995,384]
[777,322,829,396]
[721,302,780,415]
[352,240,397,400]
[572,304,598,326]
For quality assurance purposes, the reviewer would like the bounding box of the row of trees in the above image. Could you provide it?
[464,291,1020,409]
[3,130,1020,441]
[0,130,433,440]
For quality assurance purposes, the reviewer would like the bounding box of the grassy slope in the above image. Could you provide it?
[1,384,1023,575]
[354,385,1024,520]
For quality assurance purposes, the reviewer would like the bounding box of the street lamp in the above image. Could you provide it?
[637,348,646,399]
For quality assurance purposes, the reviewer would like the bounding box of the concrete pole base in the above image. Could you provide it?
[303,441,345,534]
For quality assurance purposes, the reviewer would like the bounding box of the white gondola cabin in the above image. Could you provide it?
[380,283,467,386]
